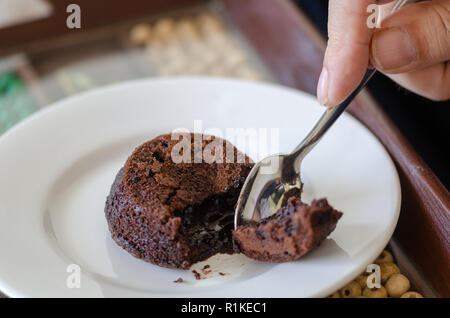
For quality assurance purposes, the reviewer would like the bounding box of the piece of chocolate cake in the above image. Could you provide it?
[233,197,343,262]
[105,133,252,269]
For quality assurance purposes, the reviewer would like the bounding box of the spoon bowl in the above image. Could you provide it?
[234,153,302,228]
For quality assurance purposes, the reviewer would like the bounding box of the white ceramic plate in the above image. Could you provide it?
[0,77,400,298]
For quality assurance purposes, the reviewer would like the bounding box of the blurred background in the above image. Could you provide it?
[0,0,448,188]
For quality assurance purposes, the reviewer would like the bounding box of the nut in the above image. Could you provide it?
[197,13,223,35]
[339,281,362,298]
[385,274,410,298]
[380,262,400,283]
[363,286,388,298]
[401,291,423,298]
[154,18,176,42]
[129,23,152,46]
[375,250,394,265]
[355,274,368,289]
[176,18,199,41]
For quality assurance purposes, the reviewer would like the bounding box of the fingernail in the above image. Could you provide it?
[317,67,329,106]
[372,27,417,71]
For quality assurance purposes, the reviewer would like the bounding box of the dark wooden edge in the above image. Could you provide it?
[223,0,450,297]
[0,0,205,56]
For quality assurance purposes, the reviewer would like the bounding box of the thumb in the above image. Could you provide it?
[370,0,450,73]
[318,0,378,107]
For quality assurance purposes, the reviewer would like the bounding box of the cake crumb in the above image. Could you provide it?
[201,264,212,275]
[192,270,201,280]
[173,277,184,283]
[219,272,226,276]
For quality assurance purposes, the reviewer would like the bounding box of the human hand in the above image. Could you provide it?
[317,0,450,106]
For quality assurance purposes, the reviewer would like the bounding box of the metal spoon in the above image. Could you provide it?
[234,0,410,228]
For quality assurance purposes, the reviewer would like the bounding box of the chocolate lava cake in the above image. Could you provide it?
[233,197,343,262]
[105,133,252,269]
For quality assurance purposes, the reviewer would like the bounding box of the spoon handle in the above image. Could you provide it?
[289,0,410,168]
[291,69,375,162]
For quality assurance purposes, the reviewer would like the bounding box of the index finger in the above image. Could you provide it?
[318,0,395,106]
